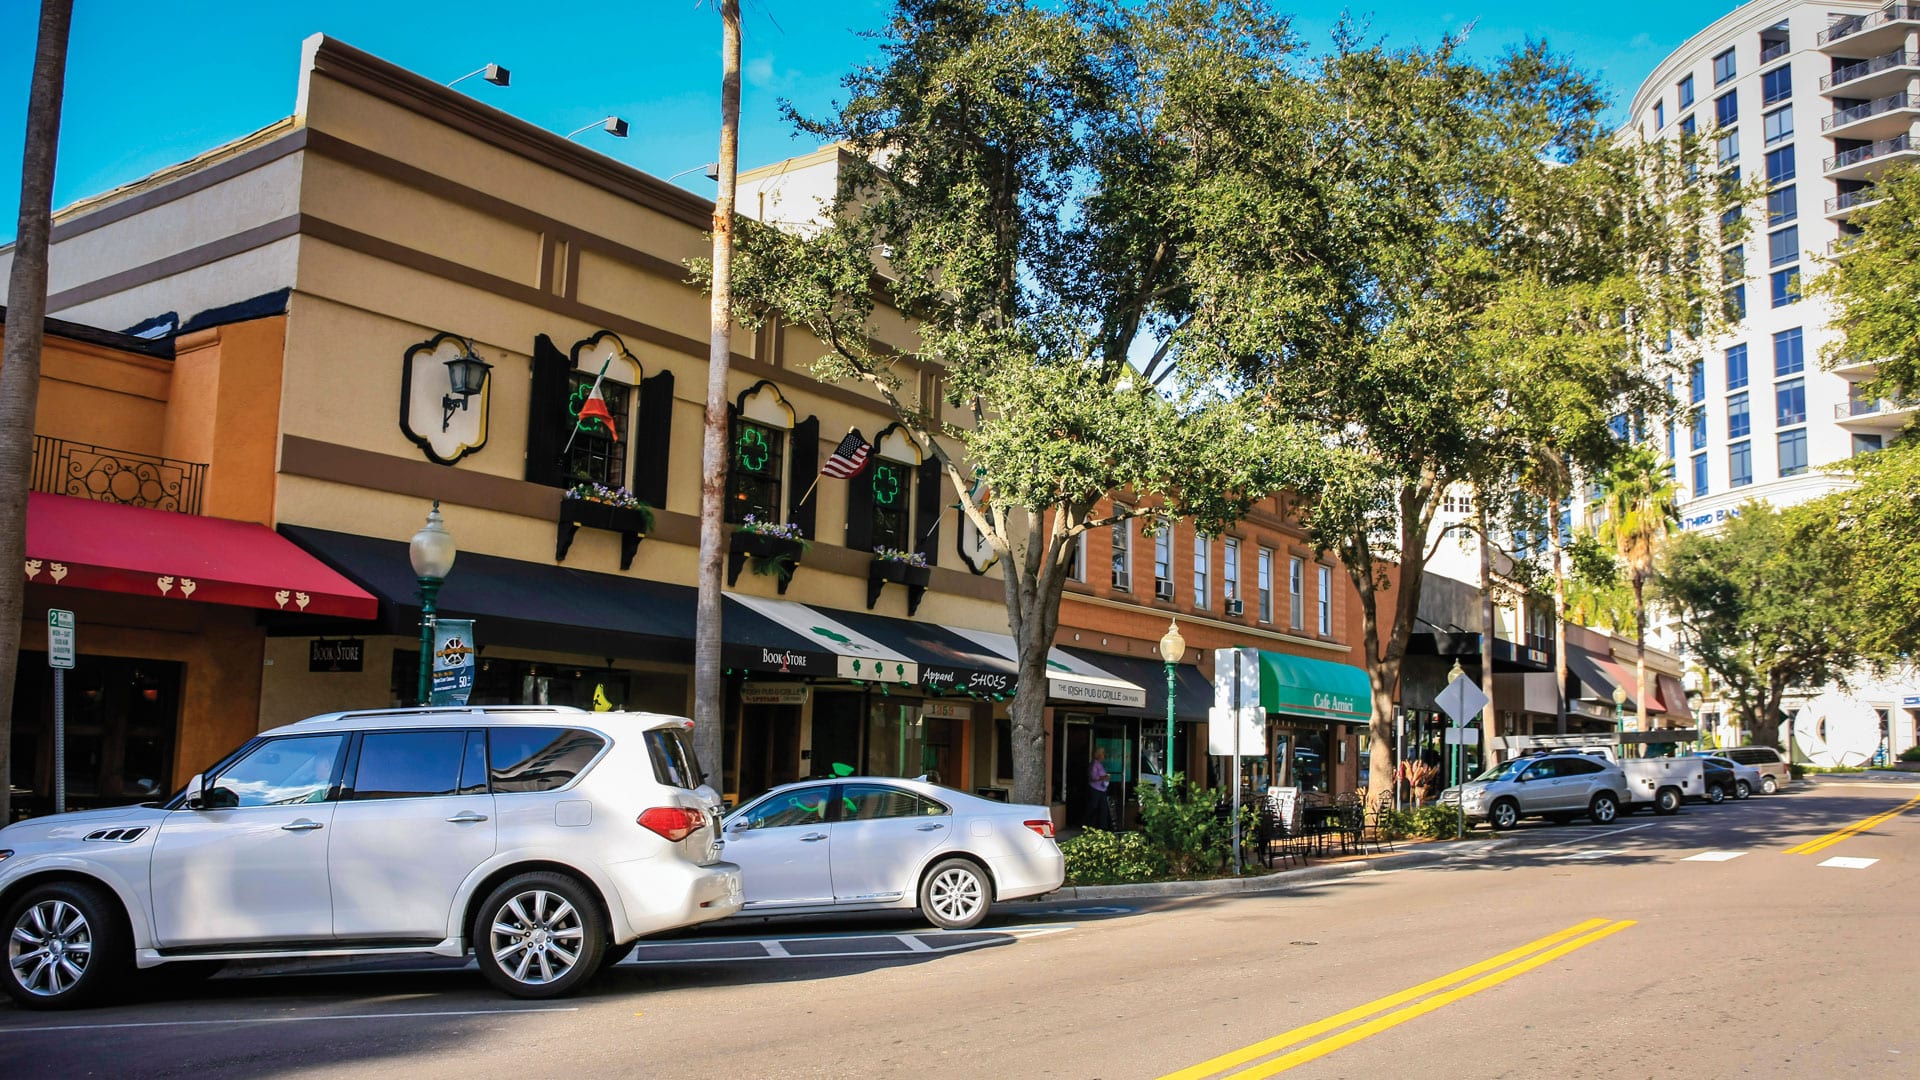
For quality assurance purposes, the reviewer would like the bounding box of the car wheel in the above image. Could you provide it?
[1736,780,1752,800]
[473,872,606,999]
[1708,784,1726,804]
[1654,787,1681,816]
[920,858,991,931]
[1761,775,1779,795]
[1488,800,1520,831]
[1588,792,1620,825]
[3,880,129,1010]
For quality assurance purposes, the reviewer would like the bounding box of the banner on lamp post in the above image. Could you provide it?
[431,619,477,705]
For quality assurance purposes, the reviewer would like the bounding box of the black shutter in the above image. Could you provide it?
[525,334,570,487]
[915,458,943,565]
[632,369,674,509]
[788,415,820,539]
[845,457,876,552]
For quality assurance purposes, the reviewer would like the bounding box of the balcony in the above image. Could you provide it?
[1835,395,1920,428]
[1826,187,1884,217]
[30,436,206,514]
[1825,133,1919,180]
[1820,48,1917,95]
[1818,4,1920,51]
[1823,91,1919,138]
[1761,40,1792,65]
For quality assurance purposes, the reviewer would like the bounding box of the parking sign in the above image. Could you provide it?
[47,609,75,669]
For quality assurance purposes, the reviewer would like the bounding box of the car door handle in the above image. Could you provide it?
[445,812,490,823]
[916,823,946,832]
[800,832,828,842]
[281,820,324,832]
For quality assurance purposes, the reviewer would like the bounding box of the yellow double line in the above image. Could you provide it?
[1785,793,1920,856]
[1160,918,1636,1079]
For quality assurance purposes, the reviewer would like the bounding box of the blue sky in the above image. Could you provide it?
[0,1,1741,240]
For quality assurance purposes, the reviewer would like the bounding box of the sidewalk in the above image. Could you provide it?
[1048,835,1515,901]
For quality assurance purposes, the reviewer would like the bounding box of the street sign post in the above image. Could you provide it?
[1212,647,1264,876]
[1434,673,1487,842]
[48,610,75,813]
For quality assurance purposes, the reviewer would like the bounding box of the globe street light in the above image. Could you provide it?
[409,501,457,706]
[1612,684,1628,756]
[1157,619,1186,784]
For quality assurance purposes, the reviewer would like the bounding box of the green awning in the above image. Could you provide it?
[1258,651,1371,723]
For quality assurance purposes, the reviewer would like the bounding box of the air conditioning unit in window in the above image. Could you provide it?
[1225,598,1244,617]
[1155,579,1175,601]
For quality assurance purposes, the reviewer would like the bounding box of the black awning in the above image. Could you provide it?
[279,525,846,676]
[826,608,1018,698]
[1061,648,1210,723]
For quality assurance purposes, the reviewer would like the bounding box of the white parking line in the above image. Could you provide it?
[1537,823,1657,848]
[1819,856,1879,869]
[1552,849,1624,860]
[2,1007,577,1034]
[1683,851,1748,862]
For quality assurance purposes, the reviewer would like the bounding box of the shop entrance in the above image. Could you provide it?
[11,652,180,819]
[738,704,802,799]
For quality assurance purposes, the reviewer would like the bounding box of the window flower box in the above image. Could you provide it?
[555,491,653,570]
[867,548,933,614]
[728,519,808,592]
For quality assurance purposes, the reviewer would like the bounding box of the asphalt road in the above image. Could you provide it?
[6,776,1918,1079]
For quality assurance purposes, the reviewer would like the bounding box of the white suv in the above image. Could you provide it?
[0,706,743,1009]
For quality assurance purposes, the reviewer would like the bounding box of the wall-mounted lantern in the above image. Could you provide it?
[442,344,494,431]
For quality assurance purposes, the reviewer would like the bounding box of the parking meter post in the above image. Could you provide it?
[53,666,66,814]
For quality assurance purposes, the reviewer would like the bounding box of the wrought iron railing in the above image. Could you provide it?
[1760,40,1791,64]
[1818,4,1920,47]
[31,435,206,514]
[1836,396,1918,418]
[1823,91,1914,130]
[1821,48,1912,90]
[1826,188,1882,213]
[1825,132,1914,172]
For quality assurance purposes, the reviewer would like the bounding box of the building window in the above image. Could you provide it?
[1769,226,1799,267]
[1714,48,1736,86]
[1715,130,1739,166]
[1724,284,1747,319]
[1715,90,1737,127]
[1316,565,1334,636]
[1065,531,1085,582]
[1666,420,1677,460]
[1690,360,1706,404]
[1691,410,1708,450]
[1726,344,1749,389]
[1728,392,1751,438]
[1774,327,1804,375]
[1678,74,1695,108]
[1693,452,1710,496]
[1111,515,1132,592]
[1776,377,1806,425]
[1765,145,1795,185]
[1730,441,1753,487]
[1655,100,1666,129]
[1778,428,1808,476]
[868,458,914,551]
[1679,114,1697,138]
[1289,555,1305,629]
[1767,184,1797,224]
[1257,547,1274,623]
[1223,536,1241,605]
[1770,267,1800,307]
[1193,534,1211,609]
[1853,432,1885,455]
[1153,524,1174,598]
[564,373,631,489]
[1761,64,1791,105]
[727,418,785,524]
[1763,106,1793,145]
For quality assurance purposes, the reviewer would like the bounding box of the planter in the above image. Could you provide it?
[555,497,649,570]
[867,558,932,614]
[728,530,807,593]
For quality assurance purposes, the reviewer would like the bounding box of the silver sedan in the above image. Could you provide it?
[720,777,1065,930]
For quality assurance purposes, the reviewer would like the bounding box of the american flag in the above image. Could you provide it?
[821,430,872,479]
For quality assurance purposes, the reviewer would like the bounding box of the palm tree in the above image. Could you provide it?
[0,0,75,826]
[1597,444,1681,734]
[693,0,742,780]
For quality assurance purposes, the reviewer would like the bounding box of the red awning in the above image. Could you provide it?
[23,492,377,619]
[1597,657,1667,712]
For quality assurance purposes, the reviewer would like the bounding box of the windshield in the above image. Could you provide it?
[1471,759,1531,783]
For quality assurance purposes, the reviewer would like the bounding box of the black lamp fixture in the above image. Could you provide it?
[566,116,629,140]
[441,341,493,431]
[448,63,511,89]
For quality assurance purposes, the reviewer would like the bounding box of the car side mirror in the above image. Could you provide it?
[197,780,240,810]
[181,774,206,809]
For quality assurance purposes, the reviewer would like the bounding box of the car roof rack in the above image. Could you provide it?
[314,705,588,722]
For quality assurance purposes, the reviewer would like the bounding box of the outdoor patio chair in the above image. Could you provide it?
[1361,790,1397,854]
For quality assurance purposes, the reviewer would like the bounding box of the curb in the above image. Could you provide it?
[1046,837,1517,901]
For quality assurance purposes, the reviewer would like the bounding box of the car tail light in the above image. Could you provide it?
[1023,819,1055,839]
[638,806,706,842]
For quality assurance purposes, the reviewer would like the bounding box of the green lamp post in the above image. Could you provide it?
[1158,619,1185,783]
[409,501,458,706]
[1612,684,1628,757]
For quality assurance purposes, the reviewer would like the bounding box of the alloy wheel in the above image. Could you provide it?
[9,900,93,998]
[927,866,984,925]
[488,890,585,986]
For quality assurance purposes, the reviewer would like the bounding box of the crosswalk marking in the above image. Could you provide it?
[1552,849,1623,860]
[1818,856,1879,870]
[1683,851,1747,862]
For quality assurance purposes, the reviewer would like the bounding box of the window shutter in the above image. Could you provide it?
[525,334,570,487]
[632,369,674,508]
[723,403,741,523]
[788,415,819,537]
[845,456,876,551]
[915,458,943,565]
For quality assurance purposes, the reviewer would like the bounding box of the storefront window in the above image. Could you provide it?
[1293,728,1329,793]
[867,701,945,781]
[9,653,180,818]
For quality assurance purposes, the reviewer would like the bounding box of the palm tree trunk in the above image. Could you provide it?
[1550,483,1568,735]
[1632,578,1649,734]
[0,0,75,827]
[692,0,742,785]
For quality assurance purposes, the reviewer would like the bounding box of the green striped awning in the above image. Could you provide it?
[1258,651,1371,723]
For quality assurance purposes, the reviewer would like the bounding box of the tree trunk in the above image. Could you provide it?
[1477,497,1499,768]
[691,0,741,784]
[1004,511,1064,808]
[0,0,75,827]
[1632,578,1649,734]
[1550,488,1568,735]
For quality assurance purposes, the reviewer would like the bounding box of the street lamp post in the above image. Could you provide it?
[1157,619,1186,784]
[1612,684,1628,758]
[409,501,458,706]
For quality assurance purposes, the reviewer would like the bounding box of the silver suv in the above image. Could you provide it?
[1441,753,1628,829]
[1715,746,1791,794]
[0,706,743,1009]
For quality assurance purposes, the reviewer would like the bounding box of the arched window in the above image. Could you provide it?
[564,332,640,490]
[868,426,920,551]
[729,382,796,525]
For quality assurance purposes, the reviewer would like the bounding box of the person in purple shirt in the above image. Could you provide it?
[1085,746,1115,829]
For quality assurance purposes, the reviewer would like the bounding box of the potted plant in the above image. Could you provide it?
[556,482,654,569]
[867,546,932,613]
[729,516,809,592]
